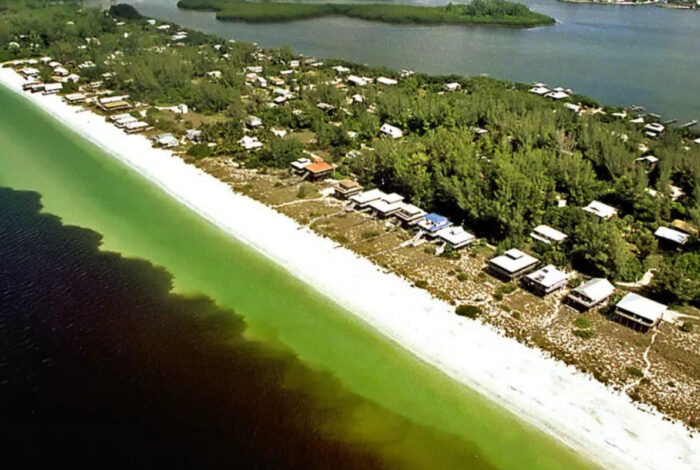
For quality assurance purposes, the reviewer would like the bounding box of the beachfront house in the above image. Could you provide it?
[333,65,351,74]
[394,203,426,226]
[124,121,151,134]
[645,122,665,134]
[377,77,398,86]
[546,91,569,100]
[523,265,567,296]
[334,179,363,199]
[488,249,539,281]
[304,160,334,181]
[64,92,86,104]
[246,116,262,128]
[529,85,550,95]
[380,123,403,139]
[614,293,667,332]
[347,75,369,87]
[350,189,386,209]
[113,114,137,128]
[42,83,63,95]
[566,278,615,311]
[239,135,263,151]
[416,213,452,237]
[530,225,567,244]
[97,95,132,113]
[152,133,179,148]
[654,226,689,247]
[444,82,461,92]
[290,158,312,175]
[436,226,475,250]
[186,129,202,142]
[368,193,405,218]
[583,200,618,220]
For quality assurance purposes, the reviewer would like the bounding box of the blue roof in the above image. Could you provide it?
[421,213,452,232]
[425,213,448,224]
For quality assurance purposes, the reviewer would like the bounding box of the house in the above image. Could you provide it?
[64,93,86,104]
[347,75,369,87]
[444,82,461,92]
[20,67,40,78]
[669,185,685,201]
[350,189,386,209]
[304,160,334,181]
[186,129,202,141]
[488,249,538,281]
[583,200,617,220]
[269,77,285,87]
[351,94,364,104]
[123,121,151,133]
[566,278,615,311]
[635,155,659,169]
[564,103,581,113]
[614,293,667,332]
[333,65,351,74]
[255,76,267,88]
[523,265,567,296]
[380,123,403,139]
[97,96,131,113]
[436,226,475,250]
[207,70,222,79]
[394,203,426,226]
[246,66,263,74]
[152,133,179,148]
[270,128,287,138]
[377,77,398,86]
[546,91,569,100]
[62,74,81,84]
[113,115,137,128]
[417,213,452,236]
[645,122,665,134]
[239,136,263,151]
[529,86,550,95]
[53,66,69,77]
[530,225,567,244]
[42,83,63,95]
[654,226,689,246]
[334,179,363,199]
[246,116,262,128]
[316,102,336,113]
[368,193,404,217]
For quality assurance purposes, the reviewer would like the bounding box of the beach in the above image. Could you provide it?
[1,67,698,470]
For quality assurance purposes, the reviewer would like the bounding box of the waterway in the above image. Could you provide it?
[0,79,599,467]
[95,0,700,124]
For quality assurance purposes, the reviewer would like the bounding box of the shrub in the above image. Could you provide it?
[414,280,429,289]
[573,329,594,339]
[625,366,644,378]
[512,311,521,320]
[574,316,591,329]
[187,143,212,159]
[456,304,481,318]
[679,321,694,333]
[361,230,381,240]
[457,273,469,282]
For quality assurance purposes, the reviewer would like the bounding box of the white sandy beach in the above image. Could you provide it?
[1,68,698,470]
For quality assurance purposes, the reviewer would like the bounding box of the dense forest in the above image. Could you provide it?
[177,0,555,27]
[0,0,697,306]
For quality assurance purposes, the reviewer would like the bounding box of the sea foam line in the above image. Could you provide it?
[1,68,697,470]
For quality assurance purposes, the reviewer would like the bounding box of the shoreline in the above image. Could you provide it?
[1,68,698,470]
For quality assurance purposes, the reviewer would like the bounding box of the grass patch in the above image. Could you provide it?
[456,304,482,318]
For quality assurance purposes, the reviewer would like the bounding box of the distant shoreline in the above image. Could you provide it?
[558,0,659,5]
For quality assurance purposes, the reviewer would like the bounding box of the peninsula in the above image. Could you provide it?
[1,1,699,469]
[177,0,556,27]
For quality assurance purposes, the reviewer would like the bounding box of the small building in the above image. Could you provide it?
[436,226,475,250]
[614,293,667,332]
[377,77,398,86]
[290,158,312,175]
[350,189,385,209]
[124,121,151,134]
[394,203,426,226]
[239,135,263,151]
[671,219,698,237]
[669,185,685,202]
[20,67,40,78]
[246,116,262,128]
[333,65,351,74]
[644,122,665,134]
[316,102,336,113]
[380,123,403,139]
[97,96,131,113]
[635,155,659,170]
[488,249,538,281]
[152,133,179,148]
[566,278,615,311]
[444,82,461,92]
[654,226,689,246]
[368,193,404,218]
[186,129,202,141]
[113,115,137,128]
[207,70,222,79]
[304,160,334,181]
[42,83,63,95]
[583,200,617,220]
[523,265,567,296]
[347,75,369,87]
[335,179,363,199]
[53,66,69,77]
[417,213,452,236]
[530,224,567,244]
[546,91,569,100]
[529,86,550,95]
[64,92,86,104]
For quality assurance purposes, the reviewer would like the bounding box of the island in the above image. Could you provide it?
[1,1,699,467]
[177,0,556,28]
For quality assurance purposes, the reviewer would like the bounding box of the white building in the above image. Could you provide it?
[529,86,550,95]
[523,265,567,295]
[350,189,386,208]
[583,200,618,220]
[246,116,262,128]
[394,203,426,226]
[436,226,475,250]
[614,293,667,332]
[530,225,568,244]
[43,83,63,95]
[488,249,539,280]
[654,226,689,246]
[444,82,461,92]
[377,77,398,86]
[380,123,403,139]
[567,278,615,310]
[347,75,369,87]
[239,136,263,151]
[153,133,179,148]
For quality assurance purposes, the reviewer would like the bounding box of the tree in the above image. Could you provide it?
[651,252,700,306]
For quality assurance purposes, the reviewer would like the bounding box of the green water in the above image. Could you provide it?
[0,85,599,470]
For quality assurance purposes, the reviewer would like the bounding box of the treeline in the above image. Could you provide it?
[177,0,555,27]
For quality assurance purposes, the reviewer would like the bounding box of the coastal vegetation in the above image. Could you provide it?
[177,0,556,28]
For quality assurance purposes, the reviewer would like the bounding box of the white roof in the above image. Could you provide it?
[368,198,402,214]
[436,226,475,246]
[531,225,567,243]
[564,103,581,112]
[351,189,385,205]
[44,83,63,91]
[529,86,550,95]
[655,226,689,245]
[347,75,368,86]
[616,293,667,322]
[154,133,178,146]
[645,122,665,133]
[380,123,403,139]
[333,65,351,74]
[444,82,460,91]
[239,136,262,150]
[573,278,615,302]
[290,158,312,170]
[124,121,149,130]
[525,265,567,288]
[546,91,569,100]
[377,77,398,86]
[397,203,425,216]
[583,200,617,219]
[490,249,538,274]
[65,92,85,100]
